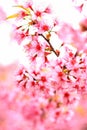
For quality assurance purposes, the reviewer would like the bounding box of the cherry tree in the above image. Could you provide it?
[0,0,87,130]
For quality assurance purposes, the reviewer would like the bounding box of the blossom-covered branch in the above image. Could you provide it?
[1,0,87,130]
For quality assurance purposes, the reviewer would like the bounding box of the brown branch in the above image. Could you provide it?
[39,34,59,57]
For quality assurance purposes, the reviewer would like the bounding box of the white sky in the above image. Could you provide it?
[0,0,84,65]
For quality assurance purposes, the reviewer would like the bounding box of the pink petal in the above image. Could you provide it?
[0,6,6,21]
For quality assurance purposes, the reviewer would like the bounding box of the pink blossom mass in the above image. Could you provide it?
[0,0,87,130]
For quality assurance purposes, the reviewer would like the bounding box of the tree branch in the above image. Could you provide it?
[39,34,59,57]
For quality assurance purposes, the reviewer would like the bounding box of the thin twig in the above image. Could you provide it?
[39,34,59,57]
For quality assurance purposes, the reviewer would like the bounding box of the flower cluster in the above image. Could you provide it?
[1,0,87,129]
